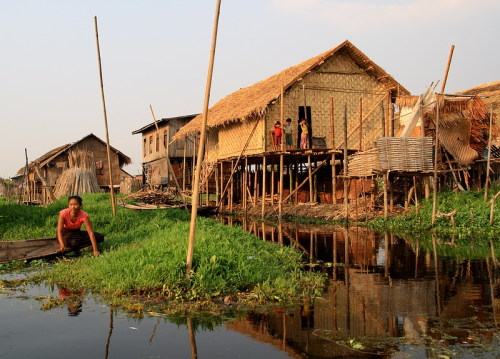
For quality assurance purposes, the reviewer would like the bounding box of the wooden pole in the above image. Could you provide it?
[186,0,221,274]
[431,101,440,226]
[229,160,234,212]
[383,172,388,220]
[261,156,266,219]
[489,190,500,225]
[440,45,455,93]
[279,154,284,217]
[330,97,337,204]
[485,105,493,201]
[219,162,224,208]
[182,138,187,191]
[271,165,275,204]
[24,148,31,204]
[308,155,313,203]
[343,104,349,223]
[94,16,116,216]
[215,163,219,206]
[358,98,363,151]
[253,165,258,207]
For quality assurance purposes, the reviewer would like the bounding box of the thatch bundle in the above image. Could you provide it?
[53,150,101,198]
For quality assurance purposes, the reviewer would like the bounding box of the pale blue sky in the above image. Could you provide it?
[1,0,499,177]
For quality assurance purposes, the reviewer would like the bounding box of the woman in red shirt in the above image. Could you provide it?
[56,195,103,256]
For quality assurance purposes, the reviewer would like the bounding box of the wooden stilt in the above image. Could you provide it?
[215,163,219,206]
[413,176,419,215]
[271,165,275,204]
[383,172,388,220]
[261,156,266,219]
[308,155,313,203]
[229,160,234,212]
[294,161,299,204]
[243,157,248,214]
[253,165,258,207]
[279,154,284,218]
[289,163,293,205]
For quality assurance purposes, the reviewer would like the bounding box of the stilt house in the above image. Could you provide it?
[132,114,198,188]
[174,40,409,160]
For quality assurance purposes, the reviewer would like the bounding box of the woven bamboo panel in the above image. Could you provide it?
[377,137,434,171]
[347,148,379,177]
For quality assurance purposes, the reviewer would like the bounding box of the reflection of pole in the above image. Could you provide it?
[333,231,337,281]
[486,257,498,328]
[491,239,498,266]
[432,235,441,316]
[104,308,114,359]
[344,227,350,331]
[187,317,198,359]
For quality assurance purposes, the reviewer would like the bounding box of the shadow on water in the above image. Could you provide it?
[1,217,500,358]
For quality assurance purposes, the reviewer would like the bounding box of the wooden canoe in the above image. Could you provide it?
[0,238,61,263]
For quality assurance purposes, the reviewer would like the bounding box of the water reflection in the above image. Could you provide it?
[1,219,499,358]
[218,216,500,357]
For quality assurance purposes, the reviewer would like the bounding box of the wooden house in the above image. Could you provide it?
[174,40,409,161]
[132,114,198,188]
[14,133,131,203]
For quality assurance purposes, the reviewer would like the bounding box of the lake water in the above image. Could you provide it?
[1,219,499,358]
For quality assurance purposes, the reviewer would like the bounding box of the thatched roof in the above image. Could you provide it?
[17,133,131,175]
[174,40,409,140]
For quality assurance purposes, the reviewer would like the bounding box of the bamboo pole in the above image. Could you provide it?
[186,0,221,274]
[229,160,234,212]
[294,161,299,204]
[308,155,313,203]
[182,138,187,191]
[343,104,349,223]
[279,154,284,217]
[219,162,224,208]
[24,148,31,204]
[253,165,258,207]
[94,16,116,216]
[261,156,266,219]
[431,101,440,226]
[215,163,219,206]
[489,190,500,225]
[485,105,494,201]
[383,172,388,220]
[271,165,275,204]
[330,97,337,204]
[358,98,363,151]
[440,45,455,93]
[243,157,248,214]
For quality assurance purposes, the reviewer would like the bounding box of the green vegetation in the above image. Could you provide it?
[1,194,325,305]
[369,187,500,237]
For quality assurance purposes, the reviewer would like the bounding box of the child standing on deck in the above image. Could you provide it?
[300,119,310,149]
[284,118,293,150]
[273,121,282,151]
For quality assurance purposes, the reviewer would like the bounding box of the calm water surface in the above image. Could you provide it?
[1,219,499,358]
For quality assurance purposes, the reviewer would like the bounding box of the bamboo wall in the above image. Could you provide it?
[266,50,391,152]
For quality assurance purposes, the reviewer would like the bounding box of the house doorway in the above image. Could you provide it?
[298,106,312,149]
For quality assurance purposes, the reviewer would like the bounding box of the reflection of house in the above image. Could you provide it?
[12,133,131,203]
[174,40,409,162]
[132,114,198,188]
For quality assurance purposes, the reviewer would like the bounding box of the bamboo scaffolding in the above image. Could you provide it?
[186,0,221,274]
[94,16,116,216]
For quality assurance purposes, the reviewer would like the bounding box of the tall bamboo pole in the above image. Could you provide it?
[94,16,116,216]
[182,139,187,191]
[431,101,440,226]
[330,97,336,204]
[358,98,363,151]
[485,105,494,201]
[186,0,221,274]
[440,45,455,93]
[279,85,284,218]
[343,104,349,223]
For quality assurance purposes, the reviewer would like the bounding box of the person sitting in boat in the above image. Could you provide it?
[56,195,103,256]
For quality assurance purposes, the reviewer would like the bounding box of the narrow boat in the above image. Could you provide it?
[0,238,97,263]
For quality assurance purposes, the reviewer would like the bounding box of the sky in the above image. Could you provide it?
[1,0,499,178]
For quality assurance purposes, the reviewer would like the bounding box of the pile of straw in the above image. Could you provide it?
[54,150,101,198]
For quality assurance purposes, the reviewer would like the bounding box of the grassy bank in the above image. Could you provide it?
[1,194,325,305]
[368,187,500,237]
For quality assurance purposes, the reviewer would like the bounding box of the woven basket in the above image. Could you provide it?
[377,137,434,171]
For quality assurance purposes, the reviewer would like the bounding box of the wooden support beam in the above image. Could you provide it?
[343,104,349,223]
[261,156,266,219]
[308,155,314,203]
